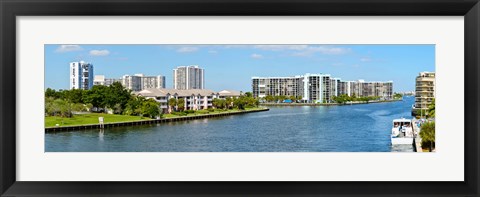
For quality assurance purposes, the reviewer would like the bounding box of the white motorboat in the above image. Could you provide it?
[391,118,414,145]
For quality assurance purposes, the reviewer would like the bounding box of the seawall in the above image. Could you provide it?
[45,108,269,132]
[260,99,402,107]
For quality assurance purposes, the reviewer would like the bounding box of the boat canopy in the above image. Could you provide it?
[393,118,411,123]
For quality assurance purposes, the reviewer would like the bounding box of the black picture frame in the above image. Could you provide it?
[1,0,479,196]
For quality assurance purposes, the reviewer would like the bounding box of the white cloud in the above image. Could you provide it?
[360,57,372,62]
[251,53,263,59]
[89,50,110,56]
[177,47,199,53]
[253,45,309,51]
[208,50,218,54]
[252,45,350,57]
[55,45,82,53]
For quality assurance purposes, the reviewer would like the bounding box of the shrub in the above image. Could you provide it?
[184,110,195,114]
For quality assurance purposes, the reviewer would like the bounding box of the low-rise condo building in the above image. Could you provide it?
[136,88,241,113]
[252,73,393,103]
[412,72,435,116]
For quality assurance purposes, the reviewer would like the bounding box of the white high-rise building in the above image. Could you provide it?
[94,75,122,86]
[413,72,435,116]
[122,75,142,91]
[252,73,393,103]
[122,74,166,91]
[173,65,204,90]
[70,61,93,90]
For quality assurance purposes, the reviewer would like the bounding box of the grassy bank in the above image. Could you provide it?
[46,107,266,127]
[45,113,151,127]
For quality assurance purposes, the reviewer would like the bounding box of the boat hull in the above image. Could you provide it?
[391,137,414,145]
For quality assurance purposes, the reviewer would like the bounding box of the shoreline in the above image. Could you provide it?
[45,108,269,132]
[260,99,402,106]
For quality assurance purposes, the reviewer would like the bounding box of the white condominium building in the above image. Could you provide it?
[252,73,393,103]
[141,75,166,90]
[93,75,122,86]
[173,65,205,90]
[122,74,166,91]
[70,61,93,90]
[413,72,435,111]
[136,88,242,113]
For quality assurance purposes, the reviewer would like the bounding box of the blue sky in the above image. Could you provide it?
[45,44,435,92]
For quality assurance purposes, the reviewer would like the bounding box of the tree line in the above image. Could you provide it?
[45,82,161,118]
[212,94,260,110]
[261,95,303,103]
[420,98,435,152]
[331,94,381,104]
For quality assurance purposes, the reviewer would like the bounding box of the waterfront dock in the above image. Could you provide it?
[45,108,269,132]
[412,120,423,152]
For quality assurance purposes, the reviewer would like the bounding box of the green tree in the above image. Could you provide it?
[45,97,55,116]
[289,95,296,102]
[234,97,246,110]
[427,98,435,118]
[296,95,303,102]
[332,94,350,104]
[82,85,109,109]
[265,95,274,103]
[225,97,233,109]
[393,93,403,100]
[53,99,73,118]
[105,82,132,113]
[213,98,226,109]
[244,92,253,97]
[168,98,177,112]
[45,88,59,99]
[124,96,145,116]
[64,88,85,104]
[141,98,162,118]
[177,98,185,111]
[420,121,435,152]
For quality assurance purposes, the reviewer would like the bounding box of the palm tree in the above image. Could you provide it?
[168,98,177,112]
[177,98,185,111]
[420,121,435,152]
[427,98,435,118]
[225,97,233,109]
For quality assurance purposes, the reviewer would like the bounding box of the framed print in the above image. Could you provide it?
[1,0,479,196]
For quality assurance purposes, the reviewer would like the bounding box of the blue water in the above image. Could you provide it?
[45,96,415,152]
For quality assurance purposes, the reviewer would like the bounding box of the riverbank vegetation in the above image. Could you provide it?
[45,83,263,127]
[261,95,303,103]
[331,94,385,104]
[164,107,264,118]
[45,82,162,119]
[419,98,435,152]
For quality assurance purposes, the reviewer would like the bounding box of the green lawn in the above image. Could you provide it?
[46,107,266,127]
[45,113,151,127]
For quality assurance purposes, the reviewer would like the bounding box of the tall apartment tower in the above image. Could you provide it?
[252,73,393,103]
[70,61,93,90]
[156,75,166,89]
[122,74,166,91]
[413,72,435,113]
[122,74,142,91]
[173,65,204,90]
